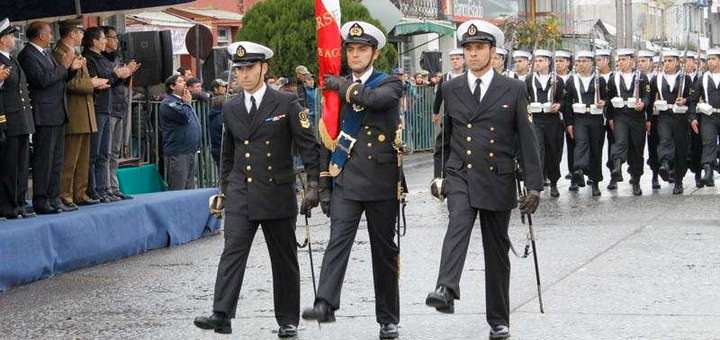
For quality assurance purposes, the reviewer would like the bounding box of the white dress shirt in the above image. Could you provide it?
[244,83,268,113]
[352,66,374,84]
[467,68,494,103]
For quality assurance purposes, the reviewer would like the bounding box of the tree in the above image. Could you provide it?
[236,0,398,77]
[499,15,563,50]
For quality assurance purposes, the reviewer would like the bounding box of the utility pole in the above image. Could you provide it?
[625,0,633,48]
[616,0,624,48]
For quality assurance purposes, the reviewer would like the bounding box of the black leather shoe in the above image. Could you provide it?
[543,179,550,187]
[98,196,112,204]
[632,179,642,196]
[695,173,704,188]
[568,183,578,192]
[607,179,617,190]
[564,173,572,180]
[652,173,661,189]
[703,164,715,187]
[278,324,297,338]
[591,182,601,196]
[34,202,61,215]
[302,301,336,323]
[425,286,455,313]
[572,169,586,188]
[611,159,624,182]
[0,209,20,219]
[489,325,510,339]
[379,323,399,339]
[550,184,559,197]
[673,182,684,195]
[659,162,671,182]
[17,207,36,218]
[194,312,231,334]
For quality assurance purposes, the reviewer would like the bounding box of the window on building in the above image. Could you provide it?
[217,27,231,47]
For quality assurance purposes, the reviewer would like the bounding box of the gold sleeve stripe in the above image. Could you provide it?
[0,115,6,124]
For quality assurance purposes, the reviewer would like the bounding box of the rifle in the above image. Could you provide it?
[548,39,558,105]
[678,28,692,100]
[514,165,545,314]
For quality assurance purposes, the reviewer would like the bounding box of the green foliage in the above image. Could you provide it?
[236,0,398,77]
[499,15,563,50]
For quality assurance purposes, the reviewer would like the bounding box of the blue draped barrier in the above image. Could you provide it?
[0,188,221,292]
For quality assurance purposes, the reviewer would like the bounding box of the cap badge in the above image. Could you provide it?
[468,24,478,37]
[349,23,363,37]
[236,45,246,58]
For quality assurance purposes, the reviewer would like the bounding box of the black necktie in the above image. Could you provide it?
[249,96,257,115]
[473,79,482,103]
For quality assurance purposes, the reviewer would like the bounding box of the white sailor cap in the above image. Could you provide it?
[554,50,572,59]
[700,52,707,60]
[533,49,553,59]
[0,18,19,37]
[707,48,720,57]
[637,50,655,59]
[685,51,698,59]
[495,47,508,56]
[595,49,612,57]
[227,41,274,67]
[662,49,680,58]
[616,48,636,57]
[513,50,532,60]
[575,50,594,59]
[449,48,464,56]
[456,19,504,47]
[341,21,386,49]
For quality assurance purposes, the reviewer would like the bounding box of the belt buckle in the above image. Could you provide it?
[336,131,357,154]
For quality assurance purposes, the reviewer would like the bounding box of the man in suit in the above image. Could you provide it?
[301,21,404,340]
[55,19,107,208]
[193,41,319,338]
[526,49,567,197]
[0,18,36,219]
[432,48,465,125]
[18,21,82,214]
[424,19,542,340]
[563,50,609,196]
[606,49,653,195]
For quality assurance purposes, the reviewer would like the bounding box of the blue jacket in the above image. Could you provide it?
[159,95,201,157]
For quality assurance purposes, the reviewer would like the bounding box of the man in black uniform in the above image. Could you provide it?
[509,50,532,81]
[650,49,692,194]
[0,18,36,219]
[684,51,704,188]
[595,49,618,189]
[432,48,465,125]
[564,50,609,196]
[607,48,653,195]
[301,21,404,340]
[424,19,542,340]
[555,50,576,188]
[526,49,566,197]
[689,48,720,187]
[194,41,320,337]
[637,50,662,189]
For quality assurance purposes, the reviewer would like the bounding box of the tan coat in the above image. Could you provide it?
[54,42,97,134]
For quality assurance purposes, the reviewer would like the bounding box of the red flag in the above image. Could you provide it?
[315,0,341,150]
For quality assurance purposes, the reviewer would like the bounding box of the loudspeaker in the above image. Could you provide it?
[202,47,231,89]
[121,30,174,87]
[420,51,442,74]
